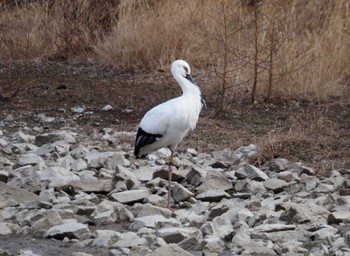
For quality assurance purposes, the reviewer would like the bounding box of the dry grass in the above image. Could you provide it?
[253,109,349,175]
[0,0,349,103]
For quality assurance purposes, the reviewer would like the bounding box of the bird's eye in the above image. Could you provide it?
[184,66,189,73]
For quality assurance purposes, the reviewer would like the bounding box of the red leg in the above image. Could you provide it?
[167,151,174,210]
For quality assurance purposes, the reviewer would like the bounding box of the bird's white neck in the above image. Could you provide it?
[174,76,201,98]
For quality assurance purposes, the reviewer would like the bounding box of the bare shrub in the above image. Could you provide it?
[0,0,348,103]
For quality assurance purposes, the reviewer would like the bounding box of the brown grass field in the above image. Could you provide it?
[0,0,349,175]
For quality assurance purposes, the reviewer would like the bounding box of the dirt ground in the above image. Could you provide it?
[1,59,350,176]
[0,59,350,255]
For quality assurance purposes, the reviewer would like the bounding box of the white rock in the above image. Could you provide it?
[111,189,149,204]
[71,158,88,171]
[92,229,122,248]
[253,224,296,232]
[51,130,77,144]
[150,243,192,256]
[36,167,80,187]
[328,211,350,224]
[186,166,207,186]
[19,249,42,256]
[129,215,180,231]
[133,166,156,182]
[172,183,194,203]
[156,227,201,244]
[115,164,140,189]
[277,171,294,182]
[112,232,147,248]
[70,179,113,193]
[235,165,269,181]
[85,151,114,169]
[102,104,114,111]
[202,236,225,255]
[0,170,9,183]
[110,152,130,169]
[264,178,288,193]
[14,131,35,143]
[196,190,230,202]
[144,194,166,207]
[94,210,117,225]
[70,145,89,158]
[196,169,233,193]
[45,222,90,239]
[137,204,172,218]
[0,222,12,235]
[18,153,43,166]
[231,222,251,247]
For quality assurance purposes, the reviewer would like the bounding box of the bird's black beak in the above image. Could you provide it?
[185,73,194,83]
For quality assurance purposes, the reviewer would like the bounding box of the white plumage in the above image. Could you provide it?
[134,59,204,209]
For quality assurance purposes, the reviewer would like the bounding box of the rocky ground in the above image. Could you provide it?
[0,109,350,256]
[0,60,350,255]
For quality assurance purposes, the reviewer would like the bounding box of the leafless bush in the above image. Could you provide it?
[0,0,348,105]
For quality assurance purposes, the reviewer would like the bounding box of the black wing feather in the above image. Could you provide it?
[134,127,162,158]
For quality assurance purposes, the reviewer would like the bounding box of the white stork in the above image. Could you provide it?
[134,59,205,209]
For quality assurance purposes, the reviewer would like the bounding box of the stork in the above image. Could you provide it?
[134,59,205,209]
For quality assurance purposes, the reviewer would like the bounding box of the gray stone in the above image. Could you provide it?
[150,243,192,256]
[71,159,88,171]
[196,170,233,193]
[45,222,90,239]
[70,145,89,159]
[235,165,269,181]
[196,190,230,202]
[208,204,229,220]
[92,229,122,248]
[129,215,180,231]
[70,179,114,193]
[172,183,194,203]
[156,227,201,244]
[110,152,130,169]
[269,158,290,172]
[94,210,117,225]
[115,164,140,189]
[14,132,35,143]
[34,134,60,146]
[18,153,43,166]
[0,222,12,235]
[36,167,80,187]
[314,183,335,193]
[202,236,225,255]
[0,182,38,207]
[253,223,296,233]
[328,211,350,224]
[111,189,149,204]
[0,170,9,183]
[144,194,166,207]
[277,170,294,182]
[264,178,288,193]
[85,151,113,169]
[112,232,147,248]
[231,222,251,247]
[186,166,207,186]
[299,165,315,176]
[300,174,318,192]
[18,249,42,256]
[51,130,77,144]
[241,241,278,256]
[137,204,172,218]
[279,202,329,224]
[133,166,156,182]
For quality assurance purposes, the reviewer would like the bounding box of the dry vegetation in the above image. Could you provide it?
[0,0,349,103]
[0,0,349,174]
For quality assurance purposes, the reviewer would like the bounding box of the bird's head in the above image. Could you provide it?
[171,59,194,84]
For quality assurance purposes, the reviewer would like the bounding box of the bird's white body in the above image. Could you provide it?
[135,60,204,158]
